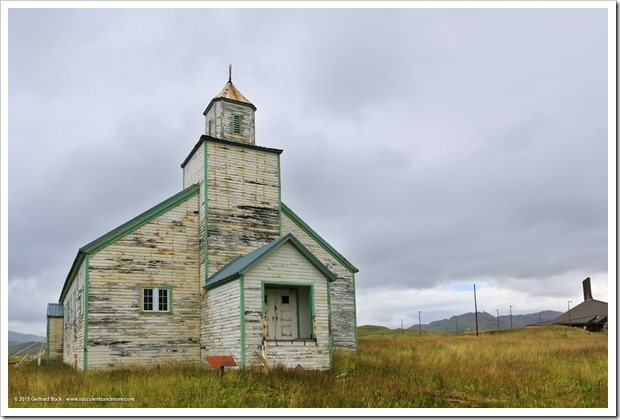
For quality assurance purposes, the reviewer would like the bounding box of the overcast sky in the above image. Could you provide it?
[5,4,612,336]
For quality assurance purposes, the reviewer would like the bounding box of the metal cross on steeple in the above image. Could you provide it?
[228,64,232,83]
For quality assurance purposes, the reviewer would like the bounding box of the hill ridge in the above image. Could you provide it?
[407,310,562,333]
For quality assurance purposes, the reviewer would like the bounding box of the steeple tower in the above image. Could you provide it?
[203,66,256,145]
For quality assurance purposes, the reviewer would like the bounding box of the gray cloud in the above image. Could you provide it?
[7,6,609,335]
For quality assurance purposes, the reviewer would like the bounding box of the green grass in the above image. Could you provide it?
[8,326,607,408]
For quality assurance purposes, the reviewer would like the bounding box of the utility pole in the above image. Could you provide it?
[418,311,422,335]
[495,309,500,330]
[509,305,513,329]
[473,284,479,337]
[401,319,403,336]
[455,315,459,335]
[568,301,572,327]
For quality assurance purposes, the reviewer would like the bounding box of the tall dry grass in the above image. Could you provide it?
[7,327,607,408]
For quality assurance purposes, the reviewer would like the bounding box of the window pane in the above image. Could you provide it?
[143,289,153,311]
[282,295,289,304]
[159,289,168,312]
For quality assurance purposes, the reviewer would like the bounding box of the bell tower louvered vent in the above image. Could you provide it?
[203,65,256,145]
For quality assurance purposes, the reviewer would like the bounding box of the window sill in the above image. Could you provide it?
[139,311,173,316]
[263,338,317,346]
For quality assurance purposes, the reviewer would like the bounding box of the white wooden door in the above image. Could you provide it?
[265,288,297,339]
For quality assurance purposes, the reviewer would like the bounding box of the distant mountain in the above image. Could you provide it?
[8,330,46,343]
[407,310,562,333]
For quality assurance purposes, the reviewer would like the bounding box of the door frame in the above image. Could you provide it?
[261,281,315,340]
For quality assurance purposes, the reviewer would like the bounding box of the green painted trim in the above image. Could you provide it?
[82,185,200,255]
[205,234,337,289]
[138,285,173,315]
[327,280,332,363]
[46,317,50,362]
[352,272,358,350]
[278,154,282,237]
[260,281,266,326]
[240,275,246,368]
[83,255,89,371]
[280,203,359,273]
[310,284,315,339]
[295,291,301,338]
[204,274,242,291]
[59,185,200,303]
[59,252,85,303]
[203,140,209,283]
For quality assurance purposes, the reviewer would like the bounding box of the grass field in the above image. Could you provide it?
[7,326,607,408]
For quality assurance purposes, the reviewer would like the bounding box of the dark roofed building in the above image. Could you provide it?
[530,278,607,332]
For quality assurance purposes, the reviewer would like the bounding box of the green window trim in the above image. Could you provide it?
[240,275,246,368]
[139,285,173,315]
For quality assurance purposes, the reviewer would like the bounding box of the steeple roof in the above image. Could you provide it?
[213,80,256,109]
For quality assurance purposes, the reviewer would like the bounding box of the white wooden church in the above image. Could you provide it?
[46,72,358,371]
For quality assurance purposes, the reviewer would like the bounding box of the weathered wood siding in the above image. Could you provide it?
[201,280,241,363]
[244,242,331,370]
[86,195,200,369]
[182,143,206,284]
[204,101,255,145]
[282,213,357,350]
[62,259,86,369]
[47,317,64,361]
[205,140,280,277]
[203,102,220,137]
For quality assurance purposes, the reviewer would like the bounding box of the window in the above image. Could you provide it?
[208,119,213,136]
[141,287,170,313]
[232,115,242,135]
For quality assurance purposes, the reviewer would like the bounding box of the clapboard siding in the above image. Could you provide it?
[86,195,200,369]
[62,259,86,369]
[182,142,206,285]
[48,318,63,361]
[201,280,241,363]
[206,140,280,277]
[244,242,331,370]
[264,343,331,371]
[204,101,255,145]
[282,213,356,350]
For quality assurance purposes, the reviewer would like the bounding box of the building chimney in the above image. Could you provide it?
[583,277,593,301]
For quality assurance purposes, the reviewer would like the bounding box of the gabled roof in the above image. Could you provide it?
[551,299,608,326]
[204,233,337,290]
[80,184,200,254]
[59,185,200,302]
[281,203,359,274]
